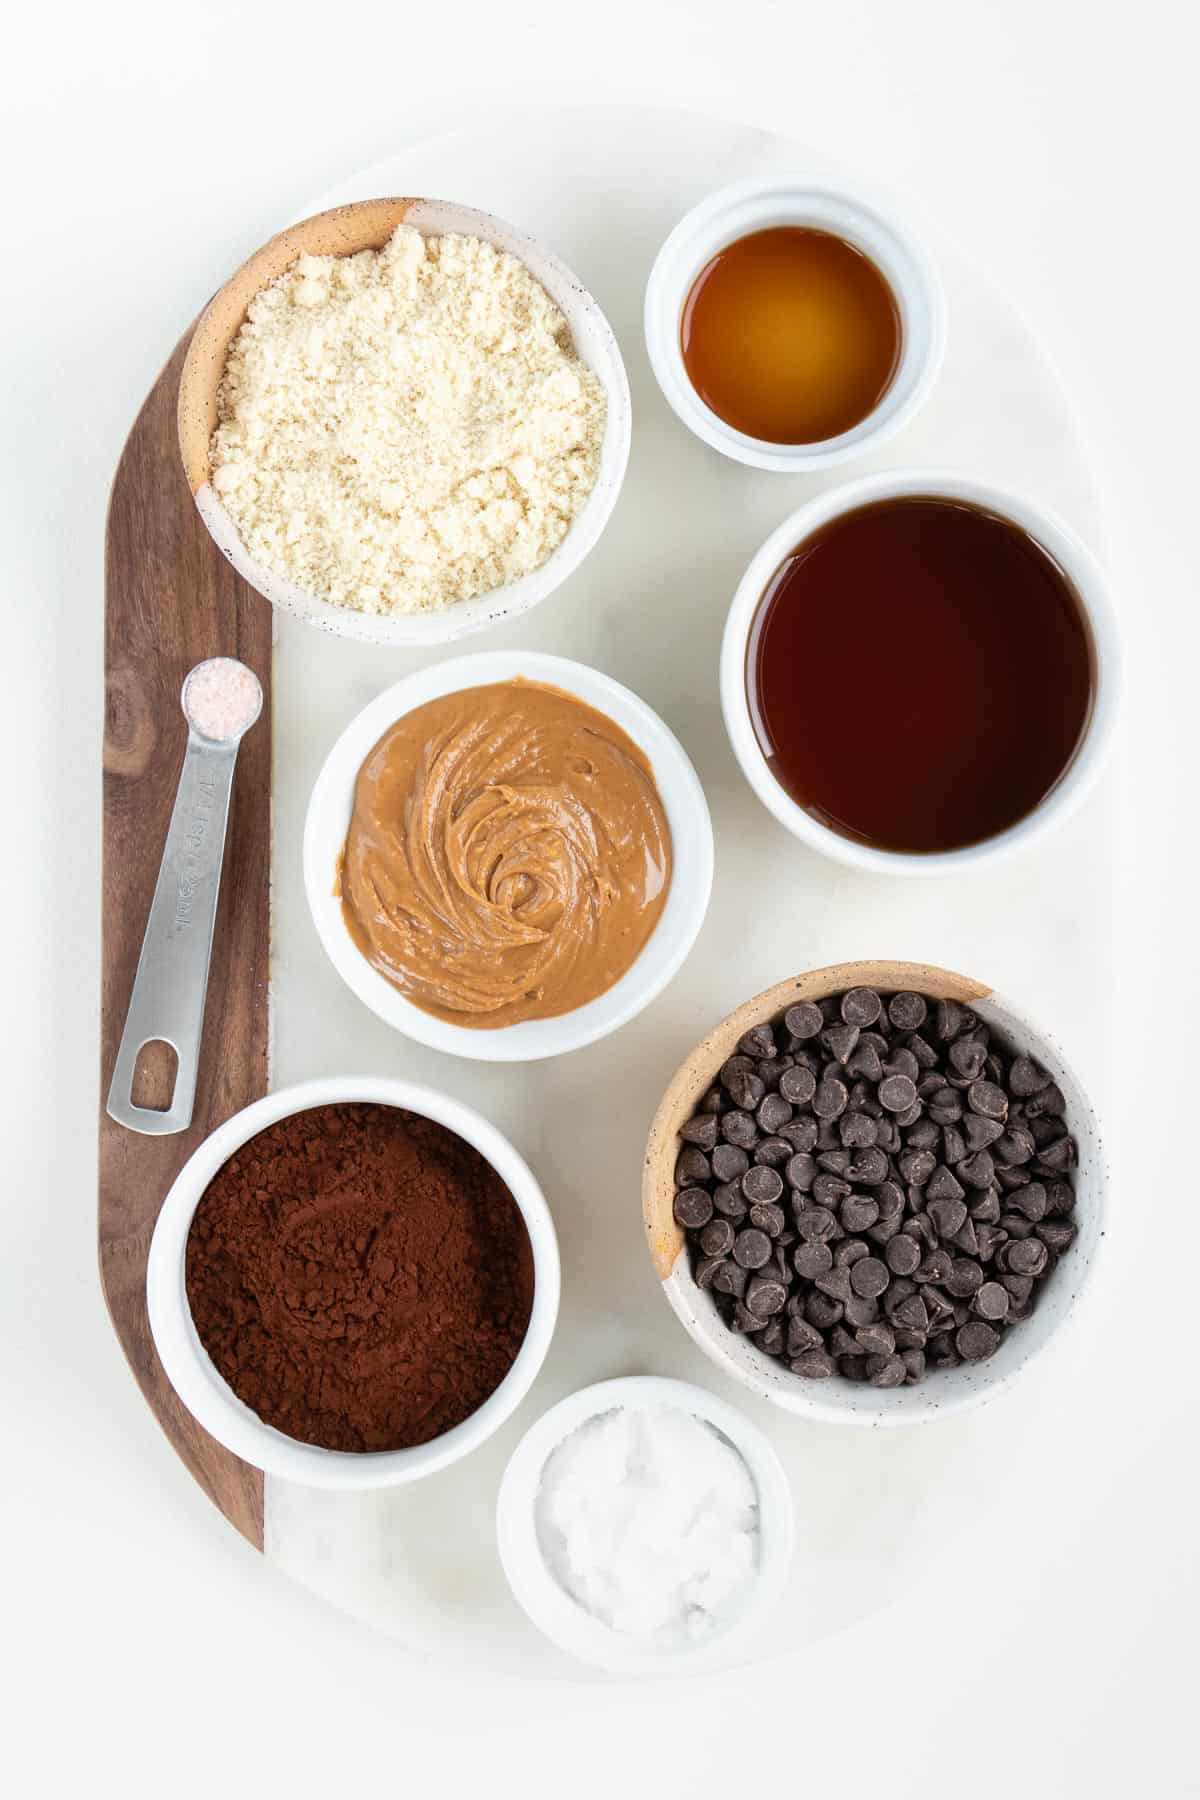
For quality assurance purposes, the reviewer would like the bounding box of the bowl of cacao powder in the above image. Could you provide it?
[147,1077,559,1486]
[642,961,1106,1425]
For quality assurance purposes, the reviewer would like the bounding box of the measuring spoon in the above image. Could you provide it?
[107,657,263,1136]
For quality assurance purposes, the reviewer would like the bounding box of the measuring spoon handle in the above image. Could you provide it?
[106,733,241,1136]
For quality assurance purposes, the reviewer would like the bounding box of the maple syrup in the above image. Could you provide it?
[681,226,901,444]
[747,497,1095,853]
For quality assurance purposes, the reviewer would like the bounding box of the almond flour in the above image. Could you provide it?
[209,227,606,615]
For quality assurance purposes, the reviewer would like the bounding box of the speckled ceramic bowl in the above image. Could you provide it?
[643,961,1107,1426]
[178,197,631,647]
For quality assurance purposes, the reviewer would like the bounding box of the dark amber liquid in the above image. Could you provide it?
[681,226,901,444]
[748,498,1095,853]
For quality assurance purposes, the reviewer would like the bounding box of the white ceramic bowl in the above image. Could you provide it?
[179,197,632,648]
[644,176,944,471]
[643,962,1108,1428]
[721,468,1122,876]
[496,1375,794,1675]
[146,1076,560,1489]
[304,650,714,1062]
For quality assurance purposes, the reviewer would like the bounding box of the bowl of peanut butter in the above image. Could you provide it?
[303,651,714,1061]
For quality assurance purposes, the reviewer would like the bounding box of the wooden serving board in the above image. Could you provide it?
[99,333,270,1548]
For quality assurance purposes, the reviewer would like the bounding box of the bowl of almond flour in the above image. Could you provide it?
[178,197,631,645]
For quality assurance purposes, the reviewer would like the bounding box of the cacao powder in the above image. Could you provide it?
[184,1102,534,1452]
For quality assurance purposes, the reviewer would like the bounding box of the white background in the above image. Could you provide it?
[4,2,1197,1794]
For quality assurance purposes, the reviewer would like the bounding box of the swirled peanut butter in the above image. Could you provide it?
[339,680,673,1028]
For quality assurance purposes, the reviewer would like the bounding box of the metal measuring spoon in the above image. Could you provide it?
[107,658,263,1136]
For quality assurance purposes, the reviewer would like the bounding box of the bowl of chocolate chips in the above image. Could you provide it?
[643,961,1106,1424]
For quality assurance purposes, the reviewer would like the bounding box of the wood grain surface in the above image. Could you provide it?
[100,334,269,1549]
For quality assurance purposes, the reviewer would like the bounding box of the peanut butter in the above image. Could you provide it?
[339,680,673,1028]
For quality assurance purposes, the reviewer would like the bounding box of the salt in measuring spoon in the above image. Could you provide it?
[106,658,263,1135]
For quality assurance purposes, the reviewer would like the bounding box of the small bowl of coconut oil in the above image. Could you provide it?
[496,1375,793,1675]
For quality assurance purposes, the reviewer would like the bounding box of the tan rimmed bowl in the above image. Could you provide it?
[178,198,632,648]
[643,961,1107,1426]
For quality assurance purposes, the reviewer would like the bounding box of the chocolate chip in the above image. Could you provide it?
[968,1079,1009,1122]
[779,1064,817,1106]
[1037,1218,1077,1255]
[956,1321,1000,1361]
[876,1180,905,1220]
[974,1282,1009,1320]
[733,1228,772,1270]
[964,1114,1005,1154]
[870,1354,907,1388]
[815,1266,852,1303]
[842,1293,879,1328]
[784,1002,823,1041]
[712,1260,748,1298]
[935,999,968,1041]
[720,1109,758,1149]
[679,1113,719,1150]
[855,1321,896,1357]
[847,1147,889,1186]
[755,1093,792,1136]
[673,1187,713,1229]
[712,1180,748,1221]
[796,1205,839,1242]
[712,1144,751,1186]
[928,1196,968,1239]
[878,1073,917,1114]
[885,1234,922,1276]
[755,1319,785,1357]
[742,1165,784,1206]
[949,1037,988,1080]
[793,1240,833,1279]
[1004,1237,1049,1277]
[840,1111,878,1148]
[834,988,878,1028]
[791,1350,835,1378]
[1009,1055,1051,1097]
[805,1293,844,1329]
[926,1164,965,1204]
[749,1203,786,1238]
[695,1255,724,1290]
[841,1195,880,1233]
[724,1066,766,1111]
[958,1149,995,1190]
[785,1152,816,1192]
[812,1172,852,1208]
[1037,1134,1077,1173]
[700,1218,735,1258]
[739,1024,777,1060]
[850,1256,890,1299]
[675,1147,711,1186]
[745,1275,788,1318]
[945,1257,984,1298]
[898,1148,936,1186]
[888,991,928,1031]
[1008,1180,1047,1222]
[813,1078,849,1120]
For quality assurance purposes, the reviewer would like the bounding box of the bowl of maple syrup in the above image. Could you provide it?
[644,178,945,470]
[720,469,1121,873]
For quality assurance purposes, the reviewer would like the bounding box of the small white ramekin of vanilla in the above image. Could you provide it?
[496,1377,793,1674]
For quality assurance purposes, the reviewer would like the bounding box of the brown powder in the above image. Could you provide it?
[184,1102,535,1452]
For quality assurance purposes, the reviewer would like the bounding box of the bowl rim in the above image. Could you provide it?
[643,175,946,472]
[719,467,1123,875]
[302,650,714,1062]
[177,196,633,648]
[145,1075,561,1489]
[495,1374,794,1674]
[641,961,1108,1427]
